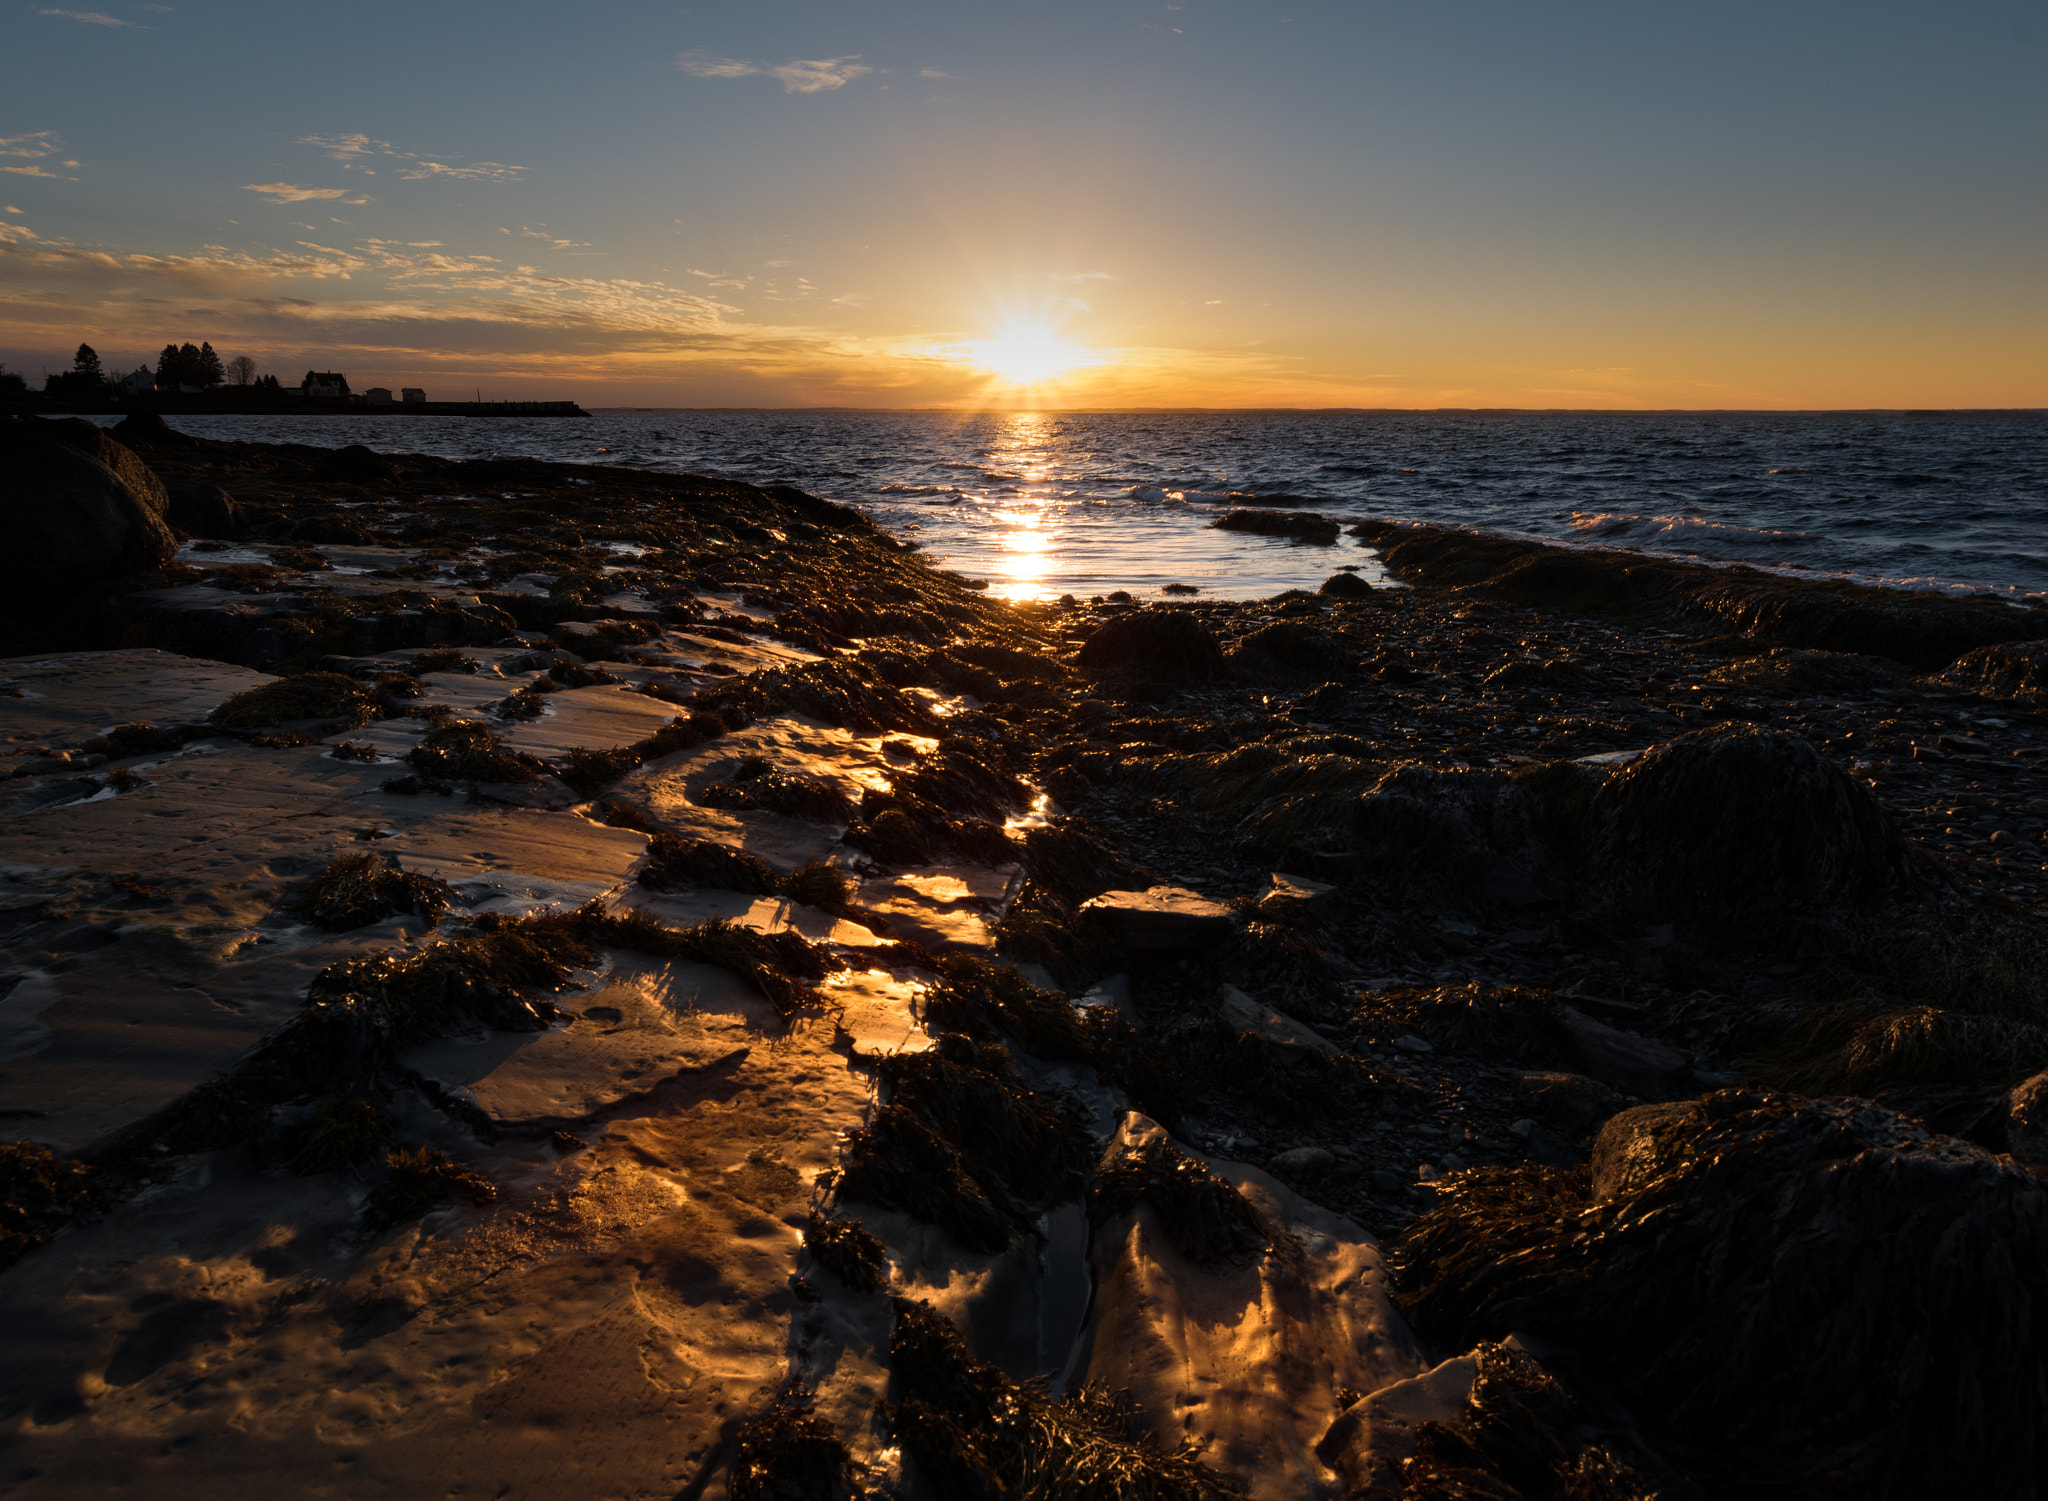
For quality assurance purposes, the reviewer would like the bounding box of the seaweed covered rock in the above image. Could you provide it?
[0,418,177,617]
[1234,621,1349,675]
[1392,1089,2048,1499]
[1076,608,1229,682]
[885,1297,1246,1501]
[2007,1068,2048,1166]
[110,408,198,450]
[836,1035,1091,1253]
[1319,571,1373,599]
[1944,638,2048,702]
[1588,728,1911,922]
[291,851,454,931]
[315,443,394,484]
[1,1142,101,1269]
[210,670,373,729]
[1318,1339,1665,1499]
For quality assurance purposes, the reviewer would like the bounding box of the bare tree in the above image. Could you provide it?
[225,354,258,387]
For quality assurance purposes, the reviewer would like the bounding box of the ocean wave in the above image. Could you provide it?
[1568,511,1817,546]
[878,484,964,496]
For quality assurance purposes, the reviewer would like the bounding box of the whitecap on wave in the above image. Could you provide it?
[1568,511,1816,546]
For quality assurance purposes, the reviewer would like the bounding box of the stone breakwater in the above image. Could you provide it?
[3,412,2048,1498]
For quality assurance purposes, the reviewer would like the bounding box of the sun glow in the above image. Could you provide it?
[965,320,1091,385]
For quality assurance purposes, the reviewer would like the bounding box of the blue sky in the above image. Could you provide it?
[1,0,2041,406]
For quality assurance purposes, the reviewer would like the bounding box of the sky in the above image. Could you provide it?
[0,0,2041,409]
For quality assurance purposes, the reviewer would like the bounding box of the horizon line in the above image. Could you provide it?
[583,404,2048,416]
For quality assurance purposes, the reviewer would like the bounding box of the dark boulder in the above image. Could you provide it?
[110,409,199,449]
[2007,1069,2048,1166]
[0,419,177,616]
[1075,608,1228,682]
[33,417,170,519]
[1210,508,1340,541]
[1588,728,1912,923]
[1392,1089,2048,1499]
[315,444,393,484]
[1319,571,1373,599]
[1236,620,1348,674]
[165,481,239,538]
[1944,638,2048,701]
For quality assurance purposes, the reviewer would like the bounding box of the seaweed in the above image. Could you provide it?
[0,1142,101,1269]
[210,670,373,729]
[889,735,1030,822]
[729,1384,862,1501]
[586,913,827,1017]
[919,953,1093,1062]
[638,833,783,896]
[1211,920,1350,1024]
[362,1146,497,1231]
[803,1211,888,1292]
[406,718,538,783]
[555,711,723,798]
[408,647,479,674]
[1090,1134,1279,1269]
[885,1298,1247,1501]
[1394,1341,1669,1501]
[291,851,454,931]
[784,858,857,913]
[697,762,857,824]
[1016,818,1159,909]
[284,1089,393,1174]
[838,1036,1091,1252]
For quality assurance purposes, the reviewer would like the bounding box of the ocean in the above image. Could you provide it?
[91,408,2048,603]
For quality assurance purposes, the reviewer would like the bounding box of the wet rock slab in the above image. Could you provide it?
[1078,883,1240,951]
[402,965,758,1131]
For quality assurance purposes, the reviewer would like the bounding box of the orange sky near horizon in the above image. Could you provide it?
[1,1,2041,411]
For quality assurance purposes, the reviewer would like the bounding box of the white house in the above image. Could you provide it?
[365,387,393,405]
[118,367,155,395]
[401,387,426,404]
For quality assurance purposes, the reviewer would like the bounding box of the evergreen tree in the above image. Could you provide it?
[197,341,225,387]
[71,343,103,384]
[154,343,181,387]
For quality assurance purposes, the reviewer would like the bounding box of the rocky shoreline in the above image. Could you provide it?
[3,412,2047,1499]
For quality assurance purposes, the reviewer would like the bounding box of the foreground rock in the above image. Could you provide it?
[1392,1089,2048,1498]
[0,418,175,614]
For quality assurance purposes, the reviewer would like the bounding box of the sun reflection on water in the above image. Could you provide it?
[984,414,1061,600]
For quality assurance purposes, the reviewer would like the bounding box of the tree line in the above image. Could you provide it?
[6,342,281,399]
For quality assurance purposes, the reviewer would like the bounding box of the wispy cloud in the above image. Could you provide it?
[243,182,372,204]
[297,133,527,182]
[918,67,952,79]
[676,50,873,93]
[1049,271,1118,282]
[38,9,138,25]
[500,225,591,248]
[0,131,79,178]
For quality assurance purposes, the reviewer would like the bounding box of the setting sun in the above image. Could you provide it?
[965,321,1092,385]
